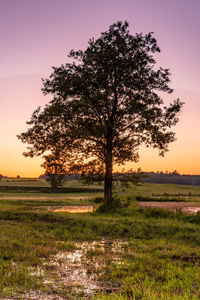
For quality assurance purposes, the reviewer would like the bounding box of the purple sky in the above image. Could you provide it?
[0,0,200,176]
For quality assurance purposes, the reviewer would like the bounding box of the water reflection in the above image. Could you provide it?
[182,207,200,214]
[52,205,94,213]
[138,202,200,215]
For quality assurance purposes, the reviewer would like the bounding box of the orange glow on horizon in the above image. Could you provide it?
[0,2,200,178]
[1,88,200,178]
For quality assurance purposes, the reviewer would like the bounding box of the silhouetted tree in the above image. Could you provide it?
[41,150,67,191]
[18,21,183,210]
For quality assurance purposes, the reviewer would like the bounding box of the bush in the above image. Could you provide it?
[97,196,132,213]
[93,197,104,203]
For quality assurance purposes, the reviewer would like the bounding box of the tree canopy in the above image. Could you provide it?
[18,21,183,209]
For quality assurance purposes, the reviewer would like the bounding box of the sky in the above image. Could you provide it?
[0,0,200,177]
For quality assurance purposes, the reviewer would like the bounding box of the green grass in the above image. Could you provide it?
[1,181,200,298]
[131,183,200,198]
[1,207,200,298]
[117,182,200,202]
[1,179,200,200]
[0,177,103,189]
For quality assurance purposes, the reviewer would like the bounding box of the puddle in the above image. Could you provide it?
[50,205,94,213]
[25,239,126,299]
[138,201,200,215]
[2,293,64,300]
[44,239,126,294]
[50,248,99,293]
[182,207,200,214]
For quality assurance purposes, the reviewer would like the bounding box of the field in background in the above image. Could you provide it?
[1,178,200,198]
[0,180,200,299]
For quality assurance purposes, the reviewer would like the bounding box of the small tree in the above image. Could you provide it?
[18,21,183,210]
[41,151,67,191]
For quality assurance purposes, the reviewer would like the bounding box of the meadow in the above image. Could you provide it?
[0,179,200,299]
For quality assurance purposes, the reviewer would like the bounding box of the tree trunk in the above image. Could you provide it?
[104,148,113,207]
[48,174,58,192]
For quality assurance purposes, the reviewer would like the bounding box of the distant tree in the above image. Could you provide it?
[41,150,67,191]
[18,21,183,210]
[113,168,147,192]
[172,170,180,176]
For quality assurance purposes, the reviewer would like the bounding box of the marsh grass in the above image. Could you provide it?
[1,182,200,298]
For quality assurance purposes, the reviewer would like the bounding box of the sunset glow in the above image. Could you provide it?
[0,0,200,177]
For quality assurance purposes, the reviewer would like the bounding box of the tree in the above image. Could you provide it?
[41,150,67,191]
[18,21,183,210]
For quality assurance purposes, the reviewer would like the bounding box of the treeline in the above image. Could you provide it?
[2,172,200,186]
[40,172,200,186]
[144,172,200,186]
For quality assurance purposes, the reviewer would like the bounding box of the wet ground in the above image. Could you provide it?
[16,240,126,299]
[0,195,93,200]
[35,205,95,213]
[138,201,200,214]
[47,202,200,214]
[51,205,94,213]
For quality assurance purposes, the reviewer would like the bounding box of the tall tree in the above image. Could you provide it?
[18,21,183,209]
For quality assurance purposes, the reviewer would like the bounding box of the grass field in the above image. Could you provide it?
[0,179,200,299]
